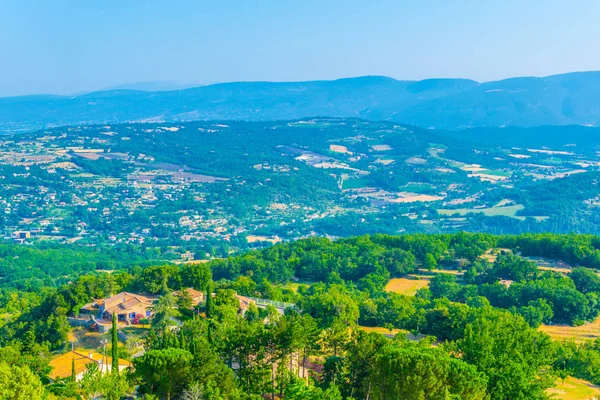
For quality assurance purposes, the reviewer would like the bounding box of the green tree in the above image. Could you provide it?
[369,341,488,400]
[71,356,76,382]
[205,281,214,320]
[134,348,194,400]
[424,253,437,270]
[152,292,177,332]
[111,312,119,374]
[80,363,102,399]
[0,362,45,400]
[453,308,554,399]
[99,373,130,400]
[180,263,212,291]
[177,288,194,310]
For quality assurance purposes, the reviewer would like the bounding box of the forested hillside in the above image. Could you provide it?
[4,233,600,399]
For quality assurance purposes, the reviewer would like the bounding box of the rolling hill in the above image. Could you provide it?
[2,71,600,132]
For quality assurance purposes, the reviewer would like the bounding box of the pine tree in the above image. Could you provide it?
[111,312,119,375]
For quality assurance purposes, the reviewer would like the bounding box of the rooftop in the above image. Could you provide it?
[48,350,131,381]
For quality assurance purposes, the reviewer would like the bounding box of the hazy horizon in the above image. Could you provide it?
[3,69,600,98]
[2,0,600,96]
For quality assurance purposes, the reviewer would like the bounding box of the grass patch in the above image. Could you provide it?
[121,325,150,339]
[286,282,311,293]
[438,204,527,220]
[71,328,108,351]
[543,157,564,165]
[399,183,435,194]
[540,316,600,342]
[342,178,371,190]
[547,376,600,400]
[484,169,512,177]
[385,277,430,296]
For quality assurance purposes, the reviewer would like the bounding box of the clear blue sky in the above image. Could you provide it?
[1,0,599,96]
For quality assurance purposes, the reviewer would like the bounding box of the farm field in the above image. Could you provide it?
[438,204,526,219]
[547,377,600,400]
[539,266,573,275]
[540,316,600,342]
[341,177,371,190]
[385,277,430,296]
[526,256,575,274]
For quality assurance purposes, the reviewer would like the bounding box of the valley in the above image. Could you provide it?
[2,118,600,261]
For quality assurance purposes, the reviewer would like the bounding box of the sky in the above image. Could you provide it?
[1,0,600,97]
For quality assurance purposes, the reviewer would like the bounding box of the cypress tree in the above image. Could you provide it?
[71,356,76,382]
[205,281,213,319]
[160,330,169,349]
[207,319,213,345]
[111,312,119,375]
[179,328,186,350]
[22,327,36,354]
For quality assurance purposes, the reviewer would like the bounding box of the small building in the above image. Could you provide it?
[11,230,31,239]
[100,292,155,324]
[499,279,514,288]
[234,294,293,316]
[48,350,131,383]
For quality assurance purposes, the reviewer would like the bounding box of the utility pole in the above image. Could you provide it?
[100,339,108,374]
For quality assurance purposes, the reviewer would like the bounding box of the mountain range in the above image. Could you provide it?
[2,71,600,132]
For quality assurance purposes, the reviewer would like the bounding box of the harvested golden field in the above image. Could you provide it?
[329,144,352,154]
[539,266,573,275]
[246,235,282,244]
[547,377,600,400]
[540,317,600,342]
[359,325,408,336]
[385,277,430,296]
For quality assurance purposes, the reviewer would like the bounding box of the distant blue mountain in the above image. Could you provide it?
[99,81,205,92]
[2,72,600,132]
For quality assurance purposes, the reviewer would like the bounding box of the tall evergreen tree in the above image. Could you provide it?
[111,312,119,375]
[71,357,76,382]
[205,281,214,319]
[22,327,36,354]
